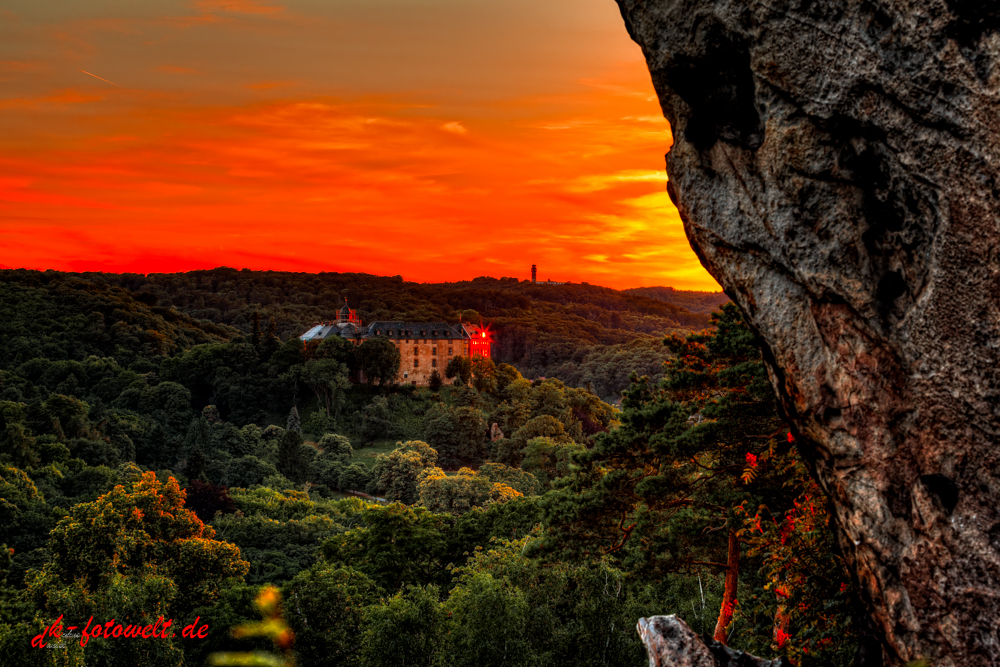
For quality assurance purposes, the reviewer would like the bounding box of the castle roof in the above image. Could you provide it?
[299,321,364,341]
[300,320,470,342]
[365,321,469,339]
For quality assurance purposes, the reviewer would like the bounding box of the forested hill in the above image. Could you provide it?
[0,271,234,369]
[622,285,730,313]
[0,268,725,399]
[92,269,716,337]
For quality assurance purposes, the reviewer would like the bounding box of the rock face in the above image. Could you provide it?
[638,616,789,667]
[615,1,1000,664]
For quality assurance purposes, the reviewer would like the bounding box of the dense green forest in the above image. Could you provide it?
[0,269,856,666]
[25,268,725,400]
[621,286,729,314]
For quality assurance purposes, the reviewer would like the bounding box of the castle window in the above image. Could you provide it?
[404,372,408,378]
[413,347,418,355]
[432,359,437,367]
[432,348,437,355]
[448,348,453,355]
[414,359,419,368]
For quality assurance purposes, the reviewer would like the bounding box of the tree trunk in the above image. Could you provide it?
[713,529,739,644]
[615,1,1000,663]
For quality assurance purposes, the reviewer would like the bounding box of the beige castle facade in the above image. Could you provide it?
[378,325,471,386]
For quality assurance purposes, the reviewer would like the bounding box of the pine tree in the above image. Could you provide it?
[538,304,793,644]
[428,369,443,391]
[277,429,312,485]
[287,406,301,433]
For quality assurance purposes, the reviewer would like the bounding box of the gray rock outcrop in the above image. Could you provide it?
[615,1,1000,664]
[638,616,789,667]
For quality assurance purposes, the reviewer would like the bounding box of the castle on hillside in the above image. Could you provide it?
[300,300,494,386]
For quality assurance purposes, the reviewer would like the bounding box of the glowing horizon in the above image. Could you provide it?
[0,0,721,292]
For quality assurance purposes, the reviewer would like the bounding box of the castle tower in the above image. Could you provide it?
[531,264,537,283]
[337,298,361,326]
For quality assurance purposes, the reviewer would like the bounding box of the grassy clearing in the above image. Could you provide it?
[300,384,474,470]
[352,439,402,468]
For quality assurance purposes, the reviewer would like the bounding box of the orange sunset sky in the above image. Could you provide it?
[0,0,720,291]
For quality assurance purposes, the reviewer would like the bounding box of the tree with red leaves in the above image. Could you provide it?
[185,479,238,523]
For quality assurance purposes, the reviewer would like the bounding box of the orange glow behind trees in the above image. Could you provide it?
[0,0,720,291]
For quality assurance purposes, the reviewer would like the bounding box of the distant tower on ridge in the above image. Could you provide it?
[531,264,537,283]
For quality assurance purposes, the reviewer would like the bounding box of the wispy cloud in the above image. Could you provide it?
[442,121,468,135]
[0,89,104,109]
[562,169,666,193]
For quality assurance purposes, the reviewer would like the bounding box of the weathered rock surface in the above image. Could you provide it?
[616,1,1000,664]
[638,616,789,667]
